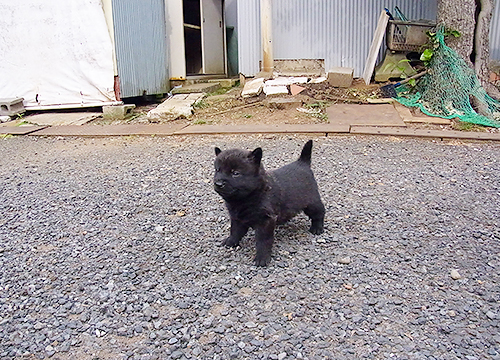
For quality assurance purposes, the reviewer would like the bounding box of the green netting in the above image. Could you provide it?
[395,28,500,128]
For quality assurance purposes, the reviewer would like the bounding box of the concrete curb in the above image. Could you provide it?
[1,123,500,142]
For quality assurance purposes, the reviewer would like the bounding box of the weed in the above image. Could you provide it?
[193,119,211,125]
[243,114,252,118]
[304,101,329,110]
[193,99,209,109]
[452,121,487,132]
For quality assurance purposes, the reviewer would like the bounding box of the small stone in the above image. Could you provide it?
[134,325,143,333]
[486,311,497,320]
[171,350,184,359]
[450,269,462,280]
[338,257,351,265]
[168,337,178,344]
[245,321,257,328]
[448,310,456,317]
[278,352,287,360]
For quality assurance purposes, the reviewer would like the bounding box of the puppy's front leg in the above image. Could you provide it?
[223,219,249,247]
[253,218,276,267]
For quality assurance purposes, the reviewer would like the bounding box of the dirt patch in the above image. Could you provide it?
[87,79,499,133]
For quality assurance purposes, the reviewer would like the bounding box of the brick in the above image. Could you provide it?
[327,67,354,88]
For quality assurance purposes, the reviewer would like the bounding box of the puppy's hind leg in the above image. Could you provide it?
[304,202,325,235]
[224,219,249,247]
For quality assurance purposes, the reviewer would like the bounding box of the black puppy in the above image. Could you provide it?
[213,140,325,266]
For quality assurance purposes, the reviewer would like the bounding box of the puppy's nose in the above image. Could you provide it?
[215,180,225,188]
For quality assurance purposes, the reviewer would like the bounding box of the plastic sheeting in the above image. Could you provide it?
[0,0,117,109]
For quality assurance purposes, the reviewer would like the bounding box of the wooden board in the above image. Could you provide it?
[362,11,389,85]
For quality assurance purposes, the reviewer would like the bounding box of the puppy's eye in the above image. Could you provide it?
[231,170,241,177]
[215,167,220,172]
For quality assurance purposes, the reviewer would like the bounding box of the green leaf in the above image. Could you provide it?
[408,78,416,87]
[420,48,433,62]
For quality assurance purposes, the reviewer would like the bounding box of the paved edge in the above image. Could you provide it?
[1,123,499,142]
[350,126,500,141]
[0,125,48,135]
[26,124,189,137]
[174,124,350,135]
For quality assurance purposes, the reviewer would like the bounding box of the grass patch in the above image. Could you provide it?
[193,98,210,109]
[206,87,232,97]
[192,119,212,125]
[452,121,488,132]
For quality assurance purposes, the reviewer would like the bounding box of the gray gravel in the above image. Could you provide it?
[0,134,499,360]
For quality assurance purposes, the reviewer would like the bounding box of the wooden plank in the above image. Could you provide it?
[362,11,389,85]
[350,126,500,141]
[175,124,350,135]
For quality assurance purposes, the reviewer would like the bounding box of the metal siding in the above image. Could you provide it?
[238,0,437,77]
[491,0,500,60]
[237,0,260,76]
[112,0,169,98]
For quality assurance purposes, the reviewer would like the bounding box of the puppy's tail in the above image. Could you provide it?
[298,140,313,165]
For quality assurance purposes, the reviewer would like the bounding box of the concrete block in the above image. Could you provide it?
[263,85,289,96]
[147,93,204,120]
[242,78,265,98]
[264,98,302,110]
[0,115,11,123]
[102,104,135,120]
[0,98,25,116]
[327,67,354,88]
[208,78,238,88]
[309,77,327,84]
[172,83,220,94]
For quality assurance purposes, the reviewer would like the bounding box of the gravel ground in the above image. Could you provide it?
[0,134,499,360]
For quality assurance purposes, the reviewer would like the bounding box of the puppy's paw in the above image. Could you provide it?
[253,252,271,267]
[309,223,324,235]
[223,236,240,248]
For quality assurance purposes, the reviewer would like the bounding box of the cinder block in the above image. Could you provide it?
[327,67,354,88]
[0,98,25,116]
[102,104,135,119]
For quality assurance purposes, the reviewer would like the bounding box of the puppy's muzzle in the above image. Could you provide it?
[214,180,226,189]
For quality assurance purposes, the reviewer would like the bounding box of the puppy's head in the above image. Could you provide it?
[213,147,265,201]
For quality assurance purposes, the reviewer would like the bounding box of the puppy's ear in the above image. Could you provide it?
[215,147,222,156]
[250,148,262,164]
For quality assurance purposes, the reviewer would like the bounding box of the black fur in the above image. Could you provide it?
[213,140,325,266]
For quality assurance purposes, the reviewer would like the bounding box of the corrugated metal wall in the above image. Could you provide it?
[112,0,169,98]
[491,0,500,60]
[237,0,437,77]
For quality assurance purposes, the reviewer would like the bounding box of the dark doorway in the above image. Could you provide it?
[183,0,202,74]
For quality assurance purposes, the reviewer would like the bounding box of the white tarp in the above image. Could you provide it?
[0,0,117,109]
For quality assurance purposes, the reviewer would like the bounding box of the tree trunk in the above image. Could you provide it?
[437,0,476,67]
[437,0,500,99]
[474,0,500,98]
